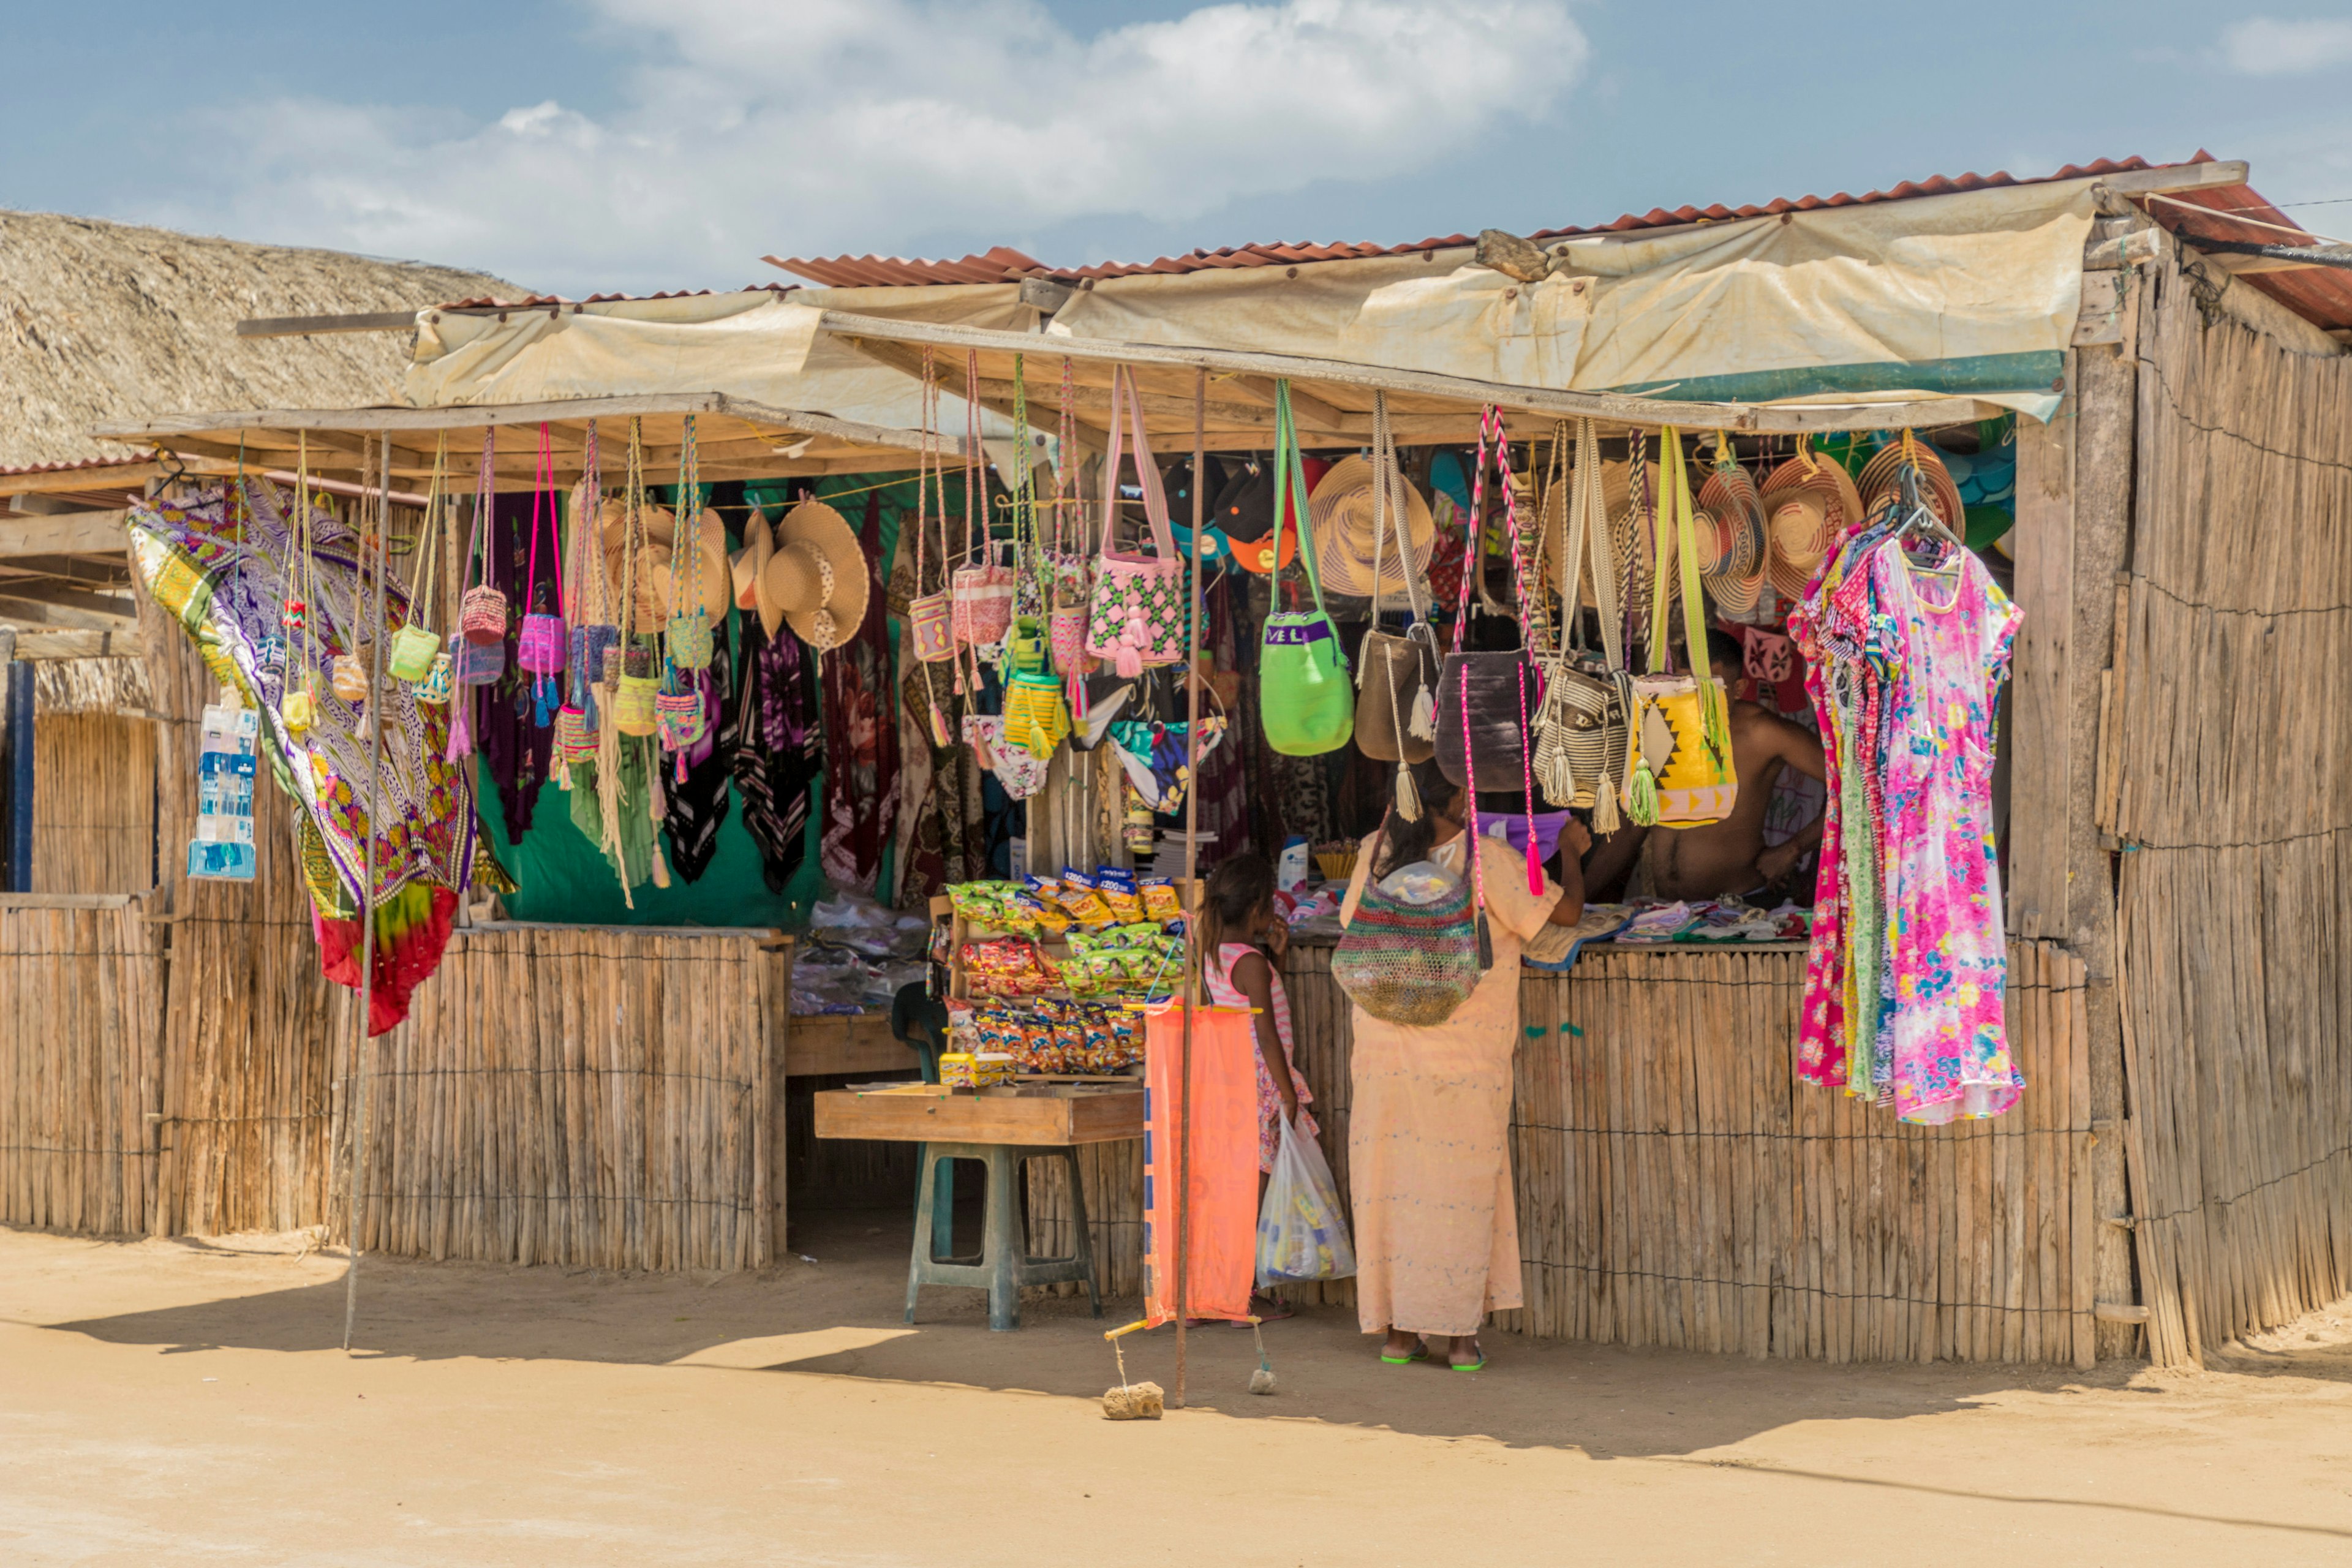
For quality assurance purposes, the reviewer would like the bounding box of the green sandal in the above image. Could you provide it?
[1449,1340,1487,1372]
[1379,1339,1430,1365]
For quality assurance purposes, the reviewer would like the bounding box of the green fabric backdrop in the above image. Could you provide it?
[482,473,950,927]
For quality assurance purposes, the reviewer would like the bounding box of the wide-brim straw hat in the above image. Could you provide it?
[764,499,869,652]
[599,496,679,554]
[1857,440,1965,536]
[731,509,777,635]
[633,509,730,624]
[1307,455,1434,597]
[1694,463,1768,617]
[1760,454,1866,601]
[1537,456,1632,610]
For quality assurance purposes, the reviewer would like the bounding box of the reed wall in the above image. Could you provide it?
[1032,941,2095,1366]
[30,714,154,895]
[345,925,787,1273]
[0,897,164,1235]
[2104,260,2352,1366]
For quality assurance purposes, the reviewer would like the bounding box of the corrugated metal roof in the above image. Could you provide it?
[756,246,1046,289]
[428,285,795,311]
[767,157,2188,286]
[2143,186,2352,333]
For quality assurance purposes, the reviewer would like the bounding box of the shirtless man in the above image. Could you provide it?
[1582,631,1827,903]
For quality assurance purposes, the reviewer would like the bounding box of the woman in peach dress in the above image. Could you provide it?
[1339,758,1587,1370]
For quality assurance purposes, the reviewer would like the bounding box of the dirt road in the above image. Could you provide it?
[6,1213,2351,1566]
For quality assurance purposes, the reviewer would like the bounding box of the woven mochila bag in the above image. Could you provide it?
[1332,823,1485,1026]
[1084,366,1186,677]
[458,427,507,644]
[1530,417,1634,831]
[1624,426,1738,828]
[1352,392,1439,774]
[514,428,568,726]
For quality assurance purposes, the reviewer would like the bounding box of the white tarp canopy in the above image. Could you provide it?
[1047,178,2100,421]
[406,283,1032,432]
[407,178,2100,428]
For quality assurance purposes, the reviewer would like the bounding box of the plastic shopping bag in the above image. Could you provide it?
[1254,1115,1358,1287]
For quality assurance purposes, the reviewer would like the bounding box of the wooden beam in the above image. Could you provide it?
[2008,379,2073,940]
[7,627,137,660]
[0,577,138,619]
[0,461,176,499]
[0,594,136,631]
[1218,374,1361,435]
[0,510,127,557]
[2097,160,2249,197]
[0,554,130,582]
[2070,295,2141,1362]
[236,310,421,339]
[822,310,2006,434]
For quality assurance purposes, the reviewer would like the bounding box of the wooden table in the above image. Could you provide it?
[815,1084,1145,1330]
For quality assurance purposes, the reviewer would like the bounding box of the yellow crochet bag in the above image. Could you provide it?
[1626,426,1738,828]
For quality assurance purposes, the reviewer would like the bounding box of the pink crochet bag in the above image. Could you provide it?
[1083,368,1185,677]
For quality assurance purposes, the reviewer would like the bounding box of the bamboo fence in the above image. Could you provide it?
[342,924,787,1273]
[0,897,164,1235]
[2103,260,2352,1366]
[30,714,156,895]
[1030,940,2093,1365]
[141,578,342,1237]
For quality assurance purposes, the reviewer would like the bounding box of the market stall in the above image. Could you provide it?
[7,154,2344,1377]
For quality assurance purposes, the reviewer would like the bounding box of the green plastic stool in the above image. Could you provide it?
[905,1141,1102,1332]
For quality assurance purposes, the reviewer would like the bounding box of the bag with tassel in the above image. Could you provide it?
[1258,382,1354,756]
[1082,368,1187,677]
[1624,426,1738,827]
[1352,392,1438,770]
[1530,417,1634,832]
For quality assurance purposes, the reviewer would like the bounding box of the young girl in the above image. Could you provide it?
[1199,854,1317,1321]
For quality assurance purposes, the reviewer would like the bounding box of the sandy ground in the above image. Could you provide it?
[6,1211,2352,1567]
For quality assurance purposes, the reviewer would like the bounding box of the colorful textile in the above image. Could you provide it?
[662,654,735,883]
[475,491,552,844]
[1142,1004,1259,1327]
[1203,942,1318,1174]
[960,714,1050,799]
[1790,502,2022,1123]
[731,612,823,893]
[818,492,899,893]
[1338,831,1559,1336]
[128,480,473,1033]
[314,884,459,1036]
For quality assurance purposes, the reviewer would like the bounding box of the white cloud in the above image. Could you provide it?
[178,0,1586,295]
[2219,17,2352,75]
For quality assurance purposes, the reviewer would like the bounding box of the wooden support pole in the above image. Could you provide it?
[1173,368,1206,1408]
[2070,289,2141,1361]
[342,431,391,1351]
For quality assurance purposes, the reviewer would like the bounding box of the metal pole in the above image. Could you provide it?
[1173,369,1206,1407]
[342,431,390,1352]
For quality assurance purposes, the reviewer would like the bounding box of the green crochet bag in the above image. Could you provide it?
[1259,382,1354,756]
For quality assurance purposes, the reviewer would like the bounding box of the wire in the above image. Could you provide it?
[2143,190,2348,247]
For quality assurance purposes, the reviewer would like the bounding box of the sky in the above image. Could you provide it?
[4,1,2351,298]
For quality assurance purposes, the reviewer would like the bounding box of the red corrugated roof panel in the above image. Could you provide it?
[766,157,2190,287]
[2141,186,2352,333]
[758,246,1047,289]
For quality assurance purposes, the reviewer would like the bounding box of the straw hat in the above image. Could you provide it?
[763,499,869,652]
[1694,462,1768,617]
[1760,454,1866,601]
[1537,456,1632,610]
[731,509,778,635]
[645,510,731,624]
[1857,440,1965,535]
[1307,455,1434,597]
[598,496,678,553]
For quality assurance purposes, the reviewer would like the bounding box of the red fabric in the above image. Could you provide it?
[314,885,459,1036]
[1143,1003,1259,1325]
[818,489,900,893]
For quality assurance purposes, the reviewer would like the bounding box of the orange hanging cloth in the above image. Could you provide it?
[1142,1003,1258,1325]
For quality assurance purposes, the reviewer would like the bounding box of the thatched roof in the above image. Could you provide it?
[0,210,521,470]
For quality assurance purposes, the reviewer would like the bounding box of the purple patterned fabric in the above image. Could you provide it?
[731,612,823,892]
